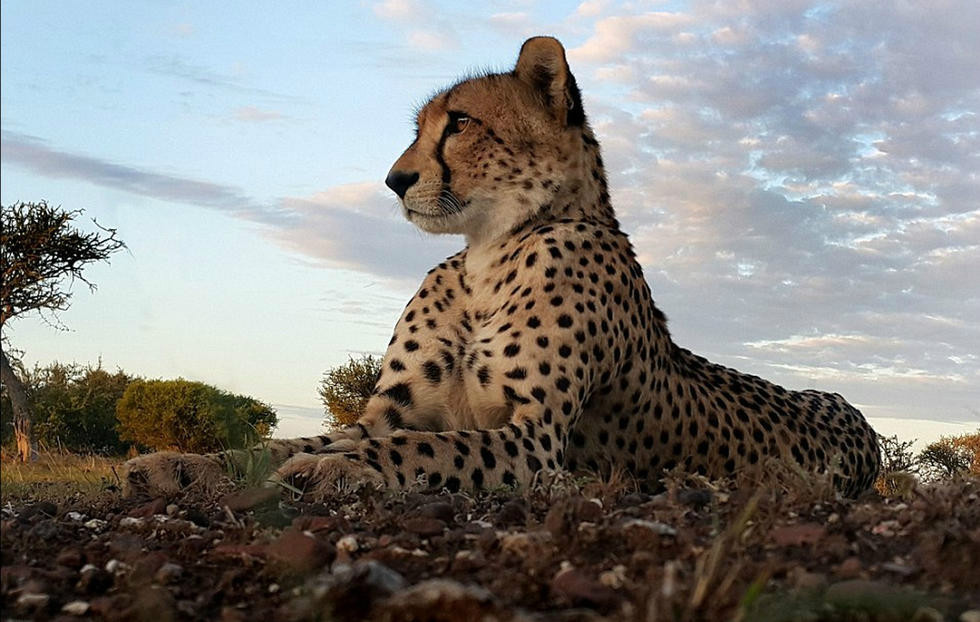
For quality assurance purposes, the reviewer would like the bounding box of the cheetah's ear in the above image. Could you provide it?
[514,36,585,127]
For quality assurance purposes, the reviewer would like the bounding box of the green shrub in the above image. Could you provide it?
[116,378,276,453]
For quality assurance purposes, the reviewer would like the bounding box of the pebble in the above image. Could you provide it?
[61,600,91,616]
[266,529,334,572]
[155,562,184,584]
[551,567,620,610]
[417,501,455,523]
[378,579,504,620]
[66,511,86,521]
[119,516,145,528]
[336,535,359,553]
[912,607,943,622]
[621,518,677,537]
[961,611,980,622]
[402,517,446,537]
[76,565,113,595]
[105,558,130,574]
[598,565,627,589]
[16,592,50,611]
[677,488,713,510]
[835,557,862,579]
[83,518,108,531]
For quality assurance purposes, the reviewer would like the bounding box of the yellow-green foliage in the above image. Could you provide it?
[116,378,276,453]
[318,355,381,427]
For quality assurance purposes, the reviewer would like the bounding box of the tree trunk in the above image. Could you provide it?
[0,347,35,462]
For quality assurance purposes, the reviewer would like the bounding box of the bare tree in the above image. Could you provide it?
[1,201,125,461]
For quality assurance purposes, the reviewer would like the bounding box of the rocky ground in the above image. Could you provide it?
[2,470,979,621]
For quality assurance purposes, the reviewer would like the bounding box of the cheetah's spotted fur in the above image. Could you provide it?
[124,37,880,500]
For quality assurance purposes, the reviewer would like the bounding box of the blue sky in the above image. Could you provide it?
[2,1,978,443]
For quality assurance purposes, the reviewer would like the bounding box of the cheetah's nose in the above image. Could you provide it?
[385,170,419,198]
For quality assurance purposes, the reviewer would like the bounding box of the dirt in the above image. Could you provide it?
[2,472,979,621]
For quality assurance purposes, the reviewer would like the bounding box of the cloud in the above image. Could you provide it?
[0,130,266,219]
[232,106,285,122]
[144,56,298,101]
[0,130,459,282]
[371,0,459,52]
[560,0,980,416]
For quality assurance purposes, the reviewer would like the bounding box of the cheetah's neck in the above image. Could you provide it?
[465,128,619,275]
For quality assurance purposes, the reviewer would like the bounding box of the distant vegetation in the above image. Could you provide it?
[318,354,381,428]
[1,361,277,456]
[117,378,276,453]
[876,430,979,495]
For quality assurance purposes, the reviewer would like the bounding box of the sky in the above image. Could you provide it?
[1,1,977,445]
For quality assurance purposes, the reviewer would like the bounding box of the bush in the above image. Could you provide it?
[116,379,277,453]
[917,432,977,481]
[318,355,381,427]
[1,361,132,454]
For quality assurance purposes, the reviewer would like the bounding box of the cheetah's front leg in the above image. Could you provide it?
[277,398,582,499]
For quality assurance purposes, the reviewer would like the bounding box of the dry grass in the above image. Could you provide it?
[0,451,120,503]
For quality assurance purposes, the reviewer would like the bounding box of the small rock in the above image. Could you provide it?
[185,507,210,527]
[267,529,334,573]
[621,518,677,536]
[836,557,862,579]
[166,504,179,516]
[56,548,85,569]
[29,519,61,540]
[417,501,455,523]
[76,565,114,595]
[336,535,359,553]
[221,606,248,622]
[500,531,552,558]
[544,496,603,537]
[318,561,406,620]
[677,488,713,510]
[551,567,620,610]
[154,563,183,584]
[598,565,627,589]
[22,501,58,520]
[66,511,86,521]
[402,517,446,537]
[960,610,980,622]
[494,499,527,526]
[128,497,167,518]
[619,492,650,506]
[83,518,108,531]
[105,559,130,574]
[220,487,279,512]
[912,607,943,622]
[119,516,145,528]
[788,567,826,590]
[881,561,917,577]
[770,523,827,547]
[871,519,901,537]
[62,600,91,616]
[16,592,50,612]
[377,579,505,621]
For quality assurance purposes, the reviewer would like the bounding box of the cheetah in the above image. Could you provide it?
[124,37,880,500]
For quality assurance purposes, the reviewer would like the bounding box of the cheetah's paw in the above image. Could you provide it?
[274,453,385,501]
[122,451,230,498]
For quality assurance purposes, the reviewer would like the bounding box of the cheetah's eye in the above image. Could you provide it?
[447,112,470,135]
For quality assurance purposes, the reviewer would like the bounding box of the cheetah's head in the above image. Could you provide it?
[385,37,587,245]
